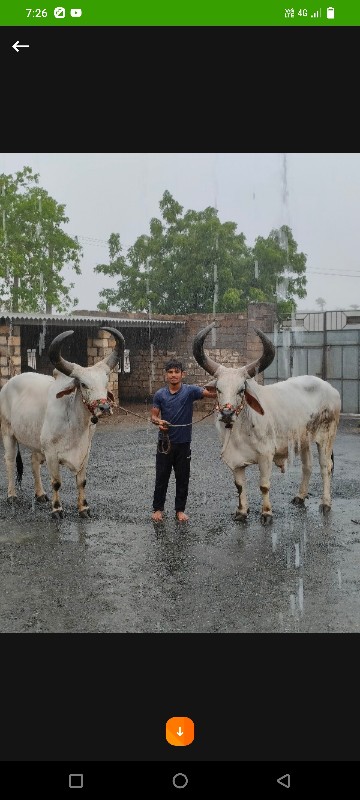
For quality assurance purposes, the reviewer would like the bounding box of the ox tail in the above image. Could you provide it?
[16,443,24,488]
[331,451,334,473]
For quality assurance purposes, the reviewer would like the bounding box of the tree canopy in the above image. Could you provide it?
[0,166,82,313]
[94,190,307,320]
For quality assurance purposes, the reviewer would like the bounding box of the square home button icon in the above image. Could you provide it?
[69,774,84,788]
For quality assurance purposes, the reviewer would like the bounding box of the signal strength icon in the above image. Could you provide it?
[311,9,321,16]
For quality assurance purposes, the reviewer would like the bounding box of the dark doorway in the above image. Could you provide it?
[20,324,90,375]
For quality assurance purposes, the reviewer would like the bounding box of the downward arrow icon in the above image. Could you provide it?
[166,717,194,746]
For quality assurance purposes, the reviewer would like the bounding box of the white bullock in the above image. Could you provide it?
[0,327,124,518]
[193,322,341,525]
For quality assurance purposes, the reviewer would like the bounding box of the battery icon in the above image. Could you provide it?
[326,7,335,18]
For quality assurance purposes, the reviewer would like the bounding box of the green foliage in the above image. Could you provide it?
[95,191,308,316]
[276,299,297,324]
[0,166,82,312]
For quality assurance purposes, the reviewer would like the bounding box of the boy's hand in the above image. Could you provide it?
[152,418,170,431]
[203,387,217,398]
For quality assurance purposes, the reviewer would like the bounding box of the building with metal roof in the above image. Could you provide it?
[0,311,185,329]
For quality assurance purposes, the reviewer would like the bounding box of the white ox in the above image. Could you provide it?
[0,327,124,518]
[193,322,341,525]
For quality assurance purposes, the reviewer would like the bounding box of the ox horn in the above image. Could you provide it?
[99,327,125,370]
[245,328,275,378]
[192,322,220,376]
[48,330,75,376]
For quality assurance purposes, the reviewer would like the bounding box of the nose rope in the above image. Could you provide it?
[155,405,217,454]
[216,398,245,416]
[116,403,216,425]
[115,403,217,455]
[82,397,114,424]
[217,401,245,456]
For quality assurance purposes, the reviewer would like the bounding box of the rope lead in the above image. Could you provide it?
[157,434,171,454]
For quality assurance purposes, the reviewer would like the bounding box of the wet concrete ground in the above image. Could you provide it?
[0,409,359,633]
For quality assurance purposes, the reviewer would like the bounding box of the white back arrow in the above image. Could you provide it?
[12,41,30,52]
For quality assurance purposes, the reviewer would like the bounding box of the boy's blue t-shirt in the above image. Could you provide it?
[152,384,204,444]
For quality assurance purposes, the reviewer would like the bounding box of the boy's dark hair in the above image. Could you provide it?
[164,358,183,372]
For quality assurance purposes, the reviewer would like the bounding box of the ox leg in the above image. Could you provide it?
[31,452,49,503]
[45,454,64,518]
[2,431,18,502]
[233,466,249,522]
[258,455,273,525]
[317,442,333,514]
[292,443,312,507]
[76,457,91,518]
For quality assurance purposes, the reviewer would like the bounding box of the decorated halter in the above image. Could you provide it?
[82,396,114,424]
[215,398,245,416]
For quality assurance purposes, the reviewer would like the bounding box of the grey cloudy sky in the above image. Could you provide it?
[1,153,359,312]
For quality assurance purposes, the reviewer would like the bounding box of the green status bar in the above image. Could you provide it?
[2,1,360,26]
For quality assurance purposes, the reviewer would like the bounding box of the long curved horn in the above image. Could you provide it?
[48,330,75,376]
[192,322,220,376]
[100,327,125,370]
[245,328,275,378]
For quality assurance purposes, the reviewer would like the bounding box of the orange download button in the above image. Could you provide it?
[166,716,195,746]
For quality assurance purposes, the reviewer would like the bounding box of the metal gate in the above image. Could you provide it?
[263,327,360,414]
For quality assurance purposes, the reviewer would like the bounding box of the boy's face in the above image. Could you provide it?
[165,367,185,386]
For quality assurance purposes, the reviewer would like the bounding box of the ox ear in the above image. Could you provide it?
[244,382,265,415]
[204,379,217,389]
[56,382,77,399]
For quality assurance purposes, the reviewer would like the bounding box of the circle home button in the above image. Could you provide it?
[172,773,189,789]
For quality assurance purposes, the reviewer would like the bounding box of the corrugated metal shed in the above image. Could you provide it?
[0,311,185,329]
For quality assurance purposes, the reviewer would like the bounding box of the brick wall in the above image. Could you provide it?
[115,303,276,408]
[86,328,118,402]
[0,304,276,405]
[0,325,21,387]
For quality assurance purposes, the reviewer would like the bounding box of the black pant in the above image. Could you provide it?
[153,442,191,513]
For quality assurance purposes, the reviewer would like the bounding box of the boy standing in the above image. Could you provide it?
[151,359,216,522]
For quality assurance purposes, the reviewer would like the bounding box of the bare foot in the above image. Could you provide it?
[175,511,189,522]
[151,510,164,522]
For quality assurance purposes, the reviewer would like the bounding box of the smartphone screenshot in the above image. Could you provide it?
[0,2,359,792]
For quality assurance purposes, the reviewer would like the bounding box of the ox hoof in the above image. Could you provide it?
[35,493,49,504]
[261,513,273,526]
[7,496,18,504]
[291,496,306,506]
[319,503,331,515]
[234,511,248,523]
[79,508,91,518]
[51,509,64,519]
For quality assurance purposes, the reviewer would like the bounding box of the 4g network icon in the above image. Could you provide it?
[284,7,335,19]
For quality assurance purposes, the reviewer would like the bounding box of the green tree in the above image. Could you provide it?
[252,226,307,322]
[95,190,308,317]
[0,166,82,313]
